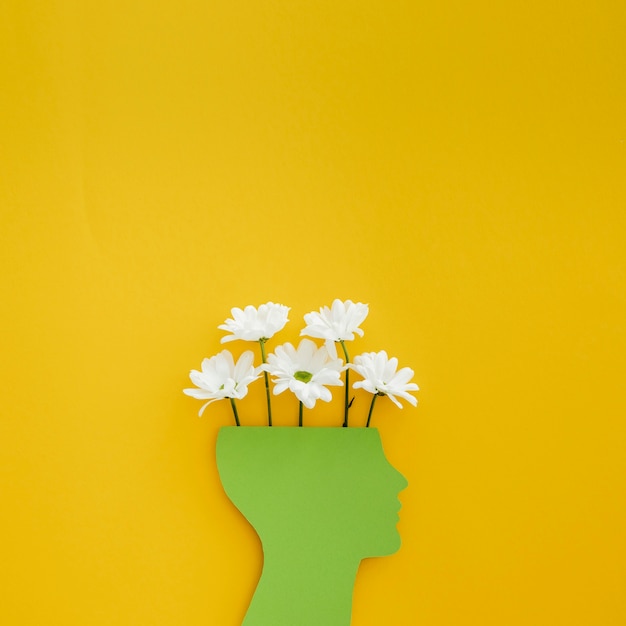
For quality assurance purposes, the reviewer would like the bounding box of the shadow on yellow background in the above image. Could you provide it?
[1,1,625,624]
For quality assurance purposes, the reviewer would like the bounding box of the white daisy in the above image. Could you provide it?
[301,299,369,426]
[301,299,369,344]
[219,302,290,343]
[350,351,419,409]
[183,350,261,417]
[263,339,344,409]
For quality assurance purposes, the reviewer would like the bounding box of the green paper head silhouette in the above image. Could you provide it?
[216,426,408,626]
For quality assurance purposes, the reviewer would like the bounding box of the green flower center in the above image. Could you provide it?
[294,370,313,383]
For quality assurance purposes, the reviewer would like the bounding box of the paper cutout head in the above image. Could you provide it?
[216,426,408,626]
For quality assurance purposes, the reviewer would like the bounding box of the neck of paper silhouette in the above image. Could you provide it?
[243,542,360,626]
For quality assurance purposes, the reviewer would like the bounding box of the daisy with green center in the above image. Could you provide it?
[263,338,344,426]
[219,302,290,426]
[301,299,369,427]
[350,351,419,427]
[183,350,261,425]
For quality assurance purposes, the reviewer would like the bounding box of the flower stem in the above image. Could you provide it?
[340,340,350,427]
[366,393,378,428]
[299,401,303,427]
[229,398,241,427]
[259,339,272,427]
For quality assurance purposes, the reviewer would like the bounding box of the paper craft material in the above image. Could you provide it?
[216,426,408,626]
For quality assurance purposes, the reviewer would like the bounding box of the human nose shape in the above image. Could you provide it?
[395,469,409,492]
[386,461,408,493]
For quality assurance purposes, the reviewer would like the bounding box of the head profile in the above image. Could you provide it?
[216,426,407,560]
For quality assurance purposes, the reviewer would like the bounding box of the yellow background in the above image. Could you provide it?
[1,1,625,624]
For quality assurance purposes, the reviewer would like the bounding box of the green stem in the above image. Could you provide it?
[259,339,272,427]
[229,398,241,427]
[299,401,303,427]
[340,340,350,427]
[366,393,379,428]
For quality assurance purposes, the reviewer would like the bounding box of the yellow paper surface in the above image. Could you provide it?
[1,1,625,625]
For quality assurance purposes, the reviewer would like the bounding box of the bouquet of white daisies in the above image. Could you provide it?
[184,300,418,427]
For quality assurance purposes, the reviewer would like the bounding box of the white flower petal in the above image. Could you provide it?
[183,349,261,416]
[301,299,369,342]
[183,387,216,400]
[233,350,254,379]
[273,381,290,395]
[385,393,404,409]
[389,366,414,386]
[198,398,219,417]
[219,335,238,344]
[219,302,290,343]
[350,350,418,409]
